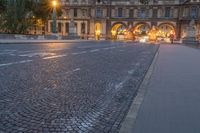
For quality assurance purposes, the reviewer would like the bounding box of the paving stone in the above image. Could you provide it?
[0,42,158,132]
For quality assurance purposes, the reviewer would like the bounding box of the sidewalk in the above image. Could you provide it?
[121,44,200,133]
[0,39,97,44]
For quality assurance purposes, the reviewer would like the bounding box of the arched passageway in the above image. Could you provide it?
[132,23,151,42]
[157,23,176,42]
[111,23,128,40]
[95,23,101,40]
[133,23,151,36]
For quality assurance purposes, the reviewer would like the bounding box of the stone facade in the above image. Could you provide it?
[46,0,200,40]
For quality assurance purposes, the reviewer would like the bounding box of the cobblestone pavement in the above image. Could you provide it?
[0,42,158,133]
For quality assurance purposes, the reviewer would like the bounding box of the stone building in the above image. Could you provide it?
[46,0,200,41]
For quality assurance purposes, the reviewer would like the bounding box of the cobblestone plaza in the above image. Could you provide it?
[0,42,158,132]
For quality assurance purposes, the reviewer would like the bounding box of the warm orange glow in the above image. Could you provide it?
[96,30,101,35]
[111,30,117,36]
[95,23,101,40]
[52,0,57,7]
[148,26,158,42]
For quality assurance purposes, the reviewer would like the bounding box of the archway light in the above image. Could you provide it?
[52,0,57,7]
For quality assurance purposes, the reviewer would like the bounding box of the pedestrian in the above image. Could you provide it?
[169,33,174,44]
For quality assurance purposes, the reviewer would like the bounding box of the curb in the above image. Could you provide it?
[0,40,110,44]
[119,46,160,133]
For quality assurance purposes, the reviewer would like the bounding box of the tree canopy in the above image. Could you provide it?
[0,0,62,34]
[0,0,6,13]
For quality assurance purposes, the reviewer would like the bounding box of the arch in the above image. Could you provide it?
[111,22,128,40]
[111,22,127,29]
[133,22,151,29]
[133,22,151,36]
[158,23,176,32]
[157,23,176,38]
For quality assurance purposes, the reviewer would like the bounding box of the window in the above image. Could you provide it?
[191,6,197,18]
[97,0,101,3]
[153,0,158,4]
[118,8,123,17]
[82,9,86,17]
[81,23,86,34]
[58,22,62,33]
[140,8,146,18]
[81,0,86,3]
[73,0,78,3]
[129,9,134,18]
[74,8,77,17]
[74,23,77,34]
[50,22,53,32]
[96,7,102,17]
[65,22,69,34]
[152,9,157,18]
[183,7,189,17]
[165,7,171,18]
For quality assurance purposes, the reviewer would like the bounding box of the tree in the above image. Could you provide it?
[0,0,62,34]
[0,0,35,34]
[0,0,6,13]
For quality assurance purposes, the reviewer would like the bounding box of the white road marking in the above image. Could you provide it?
[90,49,100,52]
[102,47,116,50]
[18,48,69,54]
[72,68,80,72]
[71,51,87,55]
[43,54,67,60]
[128,69,135,74]
[115,77,129,90]
[109,47,116,49]
[0,50,17,52]
[103,47,112,50]
[0,52,13,55]
[0,60,32,67]
[19,52,55,58]
[65,68,81,74]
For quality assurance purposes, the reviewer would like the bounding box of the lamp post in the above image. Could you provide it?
[52,0,57,34]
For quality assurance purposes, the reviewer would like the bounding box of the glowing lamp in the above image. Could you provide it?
[53,0,57,7]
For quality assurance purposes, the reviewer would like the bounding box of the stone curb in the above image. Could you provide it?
[0,40,103,44]
[119,45,160,133]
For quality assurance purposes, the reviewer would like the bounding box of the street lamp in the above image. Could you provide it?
[32,16,37,35]
[52,0,57,34]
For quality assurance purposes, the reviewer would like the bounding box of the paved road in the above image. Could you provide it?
[0,41,158,133]
[133,45,200,133]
